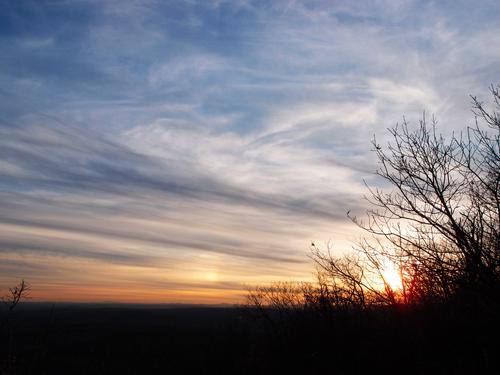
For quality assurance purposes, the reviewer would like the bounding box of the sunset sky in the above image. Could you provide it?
[1,0,499,303]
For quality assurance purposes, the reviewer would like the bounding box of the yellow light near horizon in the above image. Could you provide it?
[205,271,218,282]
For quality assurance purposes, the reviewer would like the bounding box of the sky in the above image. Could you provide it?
[1,0,499,304]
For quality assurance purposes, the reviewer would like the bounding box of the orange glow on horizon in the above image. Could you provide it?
[26,284,246,305]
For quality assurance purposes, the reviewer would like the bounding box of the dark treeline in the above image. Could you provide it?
[0,304,259,374]
[0,300,498,374]
[1,86,499,374]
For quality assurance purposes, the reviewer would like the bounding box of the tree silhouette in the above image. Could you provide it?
[311,86,500,310]
[1,280,30,373]
[249,85,500,315]
[244,85,500,374]
[1,280,30,329]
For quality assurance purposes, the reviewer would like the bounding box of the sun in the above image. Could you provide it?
[381,262,403,291]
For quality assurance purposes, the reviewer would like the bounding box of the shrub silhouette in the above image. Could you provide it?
[1,280,30,374]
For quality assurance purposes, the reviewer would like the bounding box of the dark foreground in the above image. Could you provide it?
[1,303,498,374]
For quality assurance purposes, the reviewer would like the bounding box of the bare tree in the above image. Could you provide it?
[249,86,499,313]
[1,280,30,374]
[2,280,30,312]
[1,280,30,330]
[313,85,500,309]
[244,86,499,375]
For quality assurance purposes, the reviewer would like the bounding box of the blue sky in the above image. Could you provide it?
[1,0,499,303]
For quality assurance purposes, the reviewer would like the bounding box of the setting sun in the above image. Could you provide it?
[381,262,403,291]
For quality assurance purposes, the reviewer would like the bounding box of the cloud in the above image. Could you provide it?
[0,0,499,302]
[0,116,361,218]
